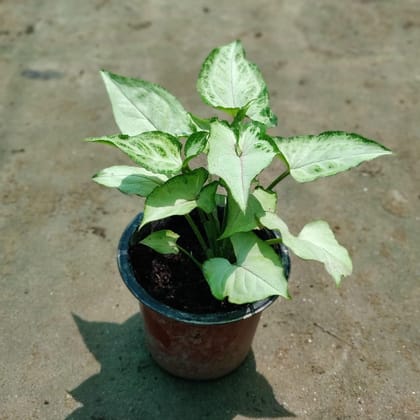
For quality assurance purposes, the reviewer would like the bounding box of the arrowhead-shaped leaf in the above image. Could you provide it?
[141,168,208,227]
[92,165,167,196]
[207,121,276,211]
[203,231,289,304]
[85,132,182,175]
[196,41,277,126]
[260,212,352,285]
[100,70,194,136]
[140,230,180,254]
[274,131,392,183]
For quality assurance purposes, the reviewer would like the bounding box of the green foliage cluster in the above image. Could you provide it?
[86,41,391,304]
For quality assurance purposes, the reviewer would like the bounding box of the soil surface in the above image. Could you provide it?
[129,213,285,314]
[129,214,246,313]
[1,1,419,419]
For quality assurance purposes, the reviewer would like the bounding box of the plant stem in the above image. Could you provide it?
[199,211,216,258]
[267,169,290,191]
[177,245,202,270]
[185,213,209,256]
[265,237,283,246]
[211,207,221,234]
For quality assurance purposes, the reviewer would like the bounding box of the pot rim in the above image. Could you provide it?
[117,212,290,326]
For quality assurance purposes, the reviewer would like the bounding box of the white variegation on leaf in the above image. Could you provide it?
[188,113,214,132]
[184,131,208,167]
[246,88,277,127]
[197,41,277,126]
[140,230,180,254]
[101,70,193,136]
[85,132,183,176]
[260,212,352,285]
[203,232,289,304]
[87,41,393,305]
[253,188,277,213]
[207,121,276,211]
[92,165,167,196]
[141,168,208,227]
[274,131,392,183]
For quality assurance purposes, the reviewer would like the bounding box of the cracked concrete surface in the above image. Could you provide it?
[0,0,419,419]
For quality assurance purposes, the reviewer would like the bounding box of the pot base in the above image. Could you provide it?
[141,304,262,380]
[118,213,290,381]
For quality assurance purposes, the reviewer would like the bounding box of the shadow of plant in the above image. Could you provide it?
[67,314,295,419]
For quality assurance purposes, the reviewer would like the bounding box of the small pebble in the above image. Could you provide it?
[382,189,410,217]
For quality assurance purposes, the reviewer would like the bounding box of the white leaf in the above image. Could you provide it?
[101,70,193,136]
[207,121,276,211]
[197,41,276,125]
[274,131,392,182]
[203,231,289,304]
[86,132,183,175]
[260,213,352,285]
[93,165,167,196]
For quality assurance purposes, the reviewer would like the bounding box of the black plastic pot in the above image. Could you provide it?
[117,212,290,380]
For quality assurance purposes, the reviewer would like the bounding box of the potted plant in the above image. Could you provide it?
[85,41,391,380]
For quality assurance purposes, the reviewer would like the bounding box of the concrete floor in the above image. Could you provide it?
[1,0,419,419]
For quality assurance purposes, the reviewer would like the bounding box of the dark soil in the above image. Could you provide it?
[128,213,249,314]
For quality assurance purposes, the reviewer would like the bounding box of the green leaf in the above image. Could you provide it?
[92,165,167,196]
[220,188,277,239]
[274,131,392,183]
[260,212,352,285]
[246,87,278,127]
[184,131,208,166]
[207,121,276,211]
[196,41,276,125]
[85,132,183,175]
[197,181,218,213]
[100,70,194,136]
[140,230,180,254]
[141,168,208,227]
[215,193,226,208]
[188,113,214,131]
[220,193,263,239]
[203,231,289,304]
[253,188,277,213]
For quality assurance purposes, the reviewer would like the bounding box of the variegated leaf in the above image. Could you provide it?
[85,132,182,175]
[207,121,276,211]
[92,165,167,196]
[274,131,392,182]
[101,70,193,136]
[197,41,277,126]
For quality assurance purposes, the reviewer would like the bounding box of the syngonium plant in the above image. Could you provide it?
[86,41,392,305]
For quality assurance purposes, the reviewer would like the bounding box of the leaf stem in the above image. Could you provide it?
[265,237,283,246]
[267,169,290,190]
[185,213,209,256]
[177,245,202,269]
[211,207,221,234]
[199,211,216,258]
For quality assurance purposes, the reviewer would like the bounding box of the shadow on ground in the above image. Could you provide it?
[68,314,295,419]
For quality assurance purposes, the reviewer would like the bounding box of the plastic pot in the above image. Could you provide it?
[117,212,290,380]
